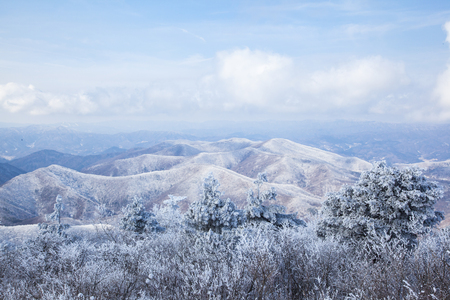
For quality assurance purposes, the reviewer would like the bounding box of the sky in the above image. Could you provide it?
[1,0,450,125]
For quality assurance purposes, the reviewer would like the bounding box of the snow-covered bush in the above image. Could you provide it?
[153,195,185,231]
[38,222,70,237]
[184,173,245,233]
[120,196,164,234]
[317,161,444,247]
[96,203,114,219]
[2,221,450,299]
[246,173,306,227]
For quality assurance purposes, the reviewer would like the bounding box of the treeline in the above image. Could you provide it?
[0,162,449,299]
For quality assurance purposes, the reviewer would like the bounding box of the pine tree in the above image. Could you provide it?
[120,196,164,234]
[245,173,306,227]
[39,194,69,236]
[317,161,444,247]
[184,173,244,233]
[46,194,63,224]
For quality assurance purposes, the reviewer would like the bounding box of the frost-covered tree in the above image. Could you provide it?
[120,196,164,234]
[39,194,70,236]
[185,173,244,233]
[97,203,113,219]
[46,194,63,224]
[153,195,185,230]
[317,161,444,247]
[246,173,306,227]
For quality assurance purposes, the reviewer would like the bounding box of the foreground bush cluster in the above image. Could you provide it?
[1,224,450,300]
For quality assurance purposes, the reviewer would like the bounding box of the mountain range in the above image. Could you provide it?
[0,123,449,227]
[0,125,196,158]
[1,121,450,164]
[0,138,371,225]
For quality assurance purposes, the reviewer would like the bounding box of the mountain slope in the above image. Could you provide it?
[0,163,25,186]
[0,164,321,225]
[83,154,187,176]
[86,138,371,197]
[6,138,426,226]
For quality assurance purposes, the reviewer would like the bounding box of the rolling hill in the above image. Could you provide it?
[84,138,370,197]
[0,138,372,225]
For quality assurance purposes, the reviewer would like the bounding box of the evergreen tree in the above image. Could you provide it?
[39,194,70,237]
[185,173,244,233]
[317,161,444,247]
[46,194,63,224]
[246,173,306,227]
[120,196,164,234]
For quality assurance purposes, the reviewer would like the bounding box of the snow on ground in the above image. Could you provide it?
[0,224,113,245]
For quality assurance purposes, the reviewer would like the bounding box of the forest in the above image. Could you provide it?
[0,162,449,300]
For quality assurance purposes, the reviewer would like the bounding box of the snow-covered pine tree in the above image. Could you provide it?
[184,173,244,233]
[317,161,444,247]
[46,194,63,224]
[245,173,306,227]
[120,196,164,234]
[39,194,70,236]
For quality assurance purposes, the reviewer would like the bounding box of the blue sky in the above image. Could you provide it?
[1,0,450,124]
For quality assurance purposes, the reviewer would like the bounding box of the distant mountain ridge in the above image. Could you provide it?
[0,125,197,158]
[0,138,371,225]
[0,164,25,186]
[1,121,450,164]
[0,131,449,226]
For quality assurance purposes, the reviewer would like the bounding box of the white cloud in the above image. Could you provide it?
[303,56,408,107]
[0,82,200,121]
[435,66,450,108]
[180,28,206,42]
[0,83,98,115]
[215,48,292,107]
[0,49,418,122]
[205,50,410,116]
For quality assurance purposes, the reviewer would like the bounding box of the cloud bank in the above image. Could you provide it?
[0,83,96,115]
[0,47,441,122]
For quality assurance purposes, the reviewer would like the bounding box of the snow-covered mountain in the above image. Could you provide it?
[3,121,450,164]
[1,138,372,225]
[85,138,370,197]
